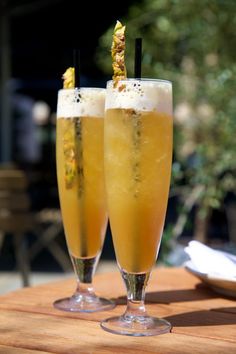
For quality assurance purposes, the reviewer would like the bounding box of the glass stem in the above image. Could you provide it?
[71,254,99,297]
[121,270,150,320]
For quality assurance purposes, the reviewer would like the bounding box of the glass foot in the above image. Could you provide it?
[53,294,115,313]
[100,315,171,336]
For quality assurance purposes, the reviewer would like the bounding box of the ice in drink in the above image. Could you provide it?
[56,88,107,259]
[104,79,173,273]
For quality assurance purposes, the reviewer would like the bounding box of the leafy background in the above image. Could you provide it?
[96,0,236,254]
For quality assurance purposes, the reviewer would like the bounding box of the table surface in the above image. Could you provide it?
[0,267,235,353]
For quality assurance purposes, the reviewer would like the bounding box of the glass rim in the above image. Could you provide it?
[58,87,106,93]
[106,78,172,85]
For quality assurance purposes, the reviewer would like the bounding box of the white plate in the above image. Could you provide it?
[185,261,236,298]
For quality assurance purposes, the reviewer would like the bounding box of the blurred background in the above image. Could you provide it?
[0,0,236,292]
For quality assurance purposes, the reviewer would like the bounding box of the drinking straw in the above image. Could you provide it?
[134,38,142,79]
[73,49,80,88]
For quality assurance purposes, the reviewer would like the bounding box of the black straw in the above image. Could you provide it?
[134,38,142,79]
[73,49,80,88]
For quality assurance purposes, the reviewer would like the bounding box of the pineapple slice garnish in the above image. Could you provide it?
[111,21,127,87]
[63,67,75,89]
[61,67,77,188]
[62,119,77,189]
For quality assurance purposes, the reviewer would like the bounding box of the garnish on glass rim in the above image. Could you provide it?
[111,20,127,88]
[61,66,77,188]
[63,67,75,89]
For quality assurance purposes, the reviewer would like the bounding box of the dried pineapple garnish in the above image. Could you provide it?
[111,21,127,87]
[61,67,77,189]
[62,119,77,189]
[63,67,75,89]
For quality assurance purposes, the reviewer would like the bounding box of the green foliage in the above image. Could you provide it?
[159,224,173,264]
[97,0,236,216]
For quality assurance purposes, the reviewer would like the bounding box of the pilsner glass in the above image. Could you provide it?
[54,87,115,312]
[101,79,173,335]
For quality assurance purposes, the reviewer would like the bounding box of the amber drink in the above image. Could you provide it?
[54,88,114,312]
[101,79,173,335]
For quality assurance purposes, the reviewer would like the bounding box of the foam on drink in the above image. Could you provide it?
[57,88,105,118]
[105,79,172,116]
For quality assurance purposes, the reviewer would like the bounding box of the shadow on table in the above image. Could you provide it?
[146,285,218,304]
[115,284,218,305]
[164,307,236,327]
[212,306,236,314]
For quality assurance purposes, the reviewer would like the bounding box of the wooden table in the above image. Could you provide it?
[0,267,235,353]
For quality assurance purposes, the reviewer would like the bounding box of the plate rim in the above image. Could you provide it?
[184,260,236,297]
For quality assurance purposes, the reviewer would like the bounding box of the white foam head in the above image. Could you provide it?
[57,88,105,118]
[105,79,172,116]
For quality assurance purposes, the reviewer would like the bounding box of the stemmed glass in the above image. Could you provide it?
[54,87,115,312]
[101,78,173,335]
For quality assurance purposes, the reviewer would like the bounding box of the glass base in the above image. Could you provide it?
[53,294,115,313]
[100,315,171,336]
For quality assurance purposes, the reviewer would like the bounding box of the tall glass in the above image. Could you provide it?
[101,79,173,335]
[54,87,115,312]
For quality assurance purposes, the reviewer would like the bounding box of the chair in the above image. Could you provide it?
[0,167,32,286]
[29,208,71,272]
[0,166,72,288]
